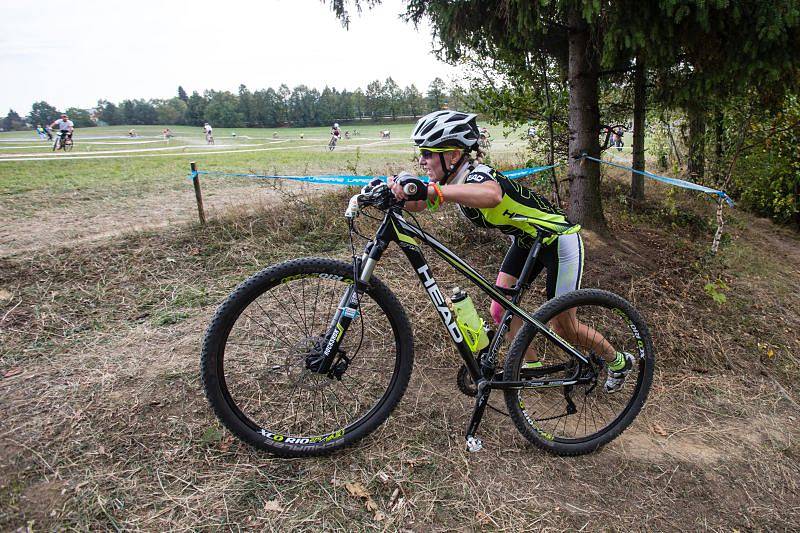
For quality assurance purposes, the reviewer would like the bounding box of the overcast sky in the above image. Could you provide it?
[1,0,461,113]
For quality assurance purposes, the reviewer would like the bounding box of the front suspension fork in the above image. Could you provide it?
[313,251,380,375]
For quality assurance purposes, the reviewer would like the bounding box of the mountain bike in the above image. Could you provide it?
[206,132,215,145]
[202,179,654,458]
[328,135,338,151]
[53,131,73,152]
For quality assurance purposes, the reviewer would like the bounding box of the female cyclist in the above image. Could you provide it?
[389,110,634,393]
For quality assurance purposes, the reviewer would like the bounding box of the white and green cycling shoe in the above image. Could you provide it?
[604,351,635,393]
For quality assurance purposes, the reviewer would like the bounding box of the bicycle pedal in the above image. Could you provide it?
[465,436,483,453]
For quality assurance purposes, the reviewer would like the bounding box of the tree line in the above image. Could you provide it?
[1,77,470,131]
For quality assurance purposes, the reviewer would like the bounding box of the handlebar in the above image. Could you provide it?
[402,183,418,197]
[345,179,404,219]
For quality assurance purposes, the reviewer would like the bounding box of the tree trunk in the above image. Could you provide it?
[566,8,607,232]
[687,106,706,181]
[714,107,724,183]
[539,53,562,206]
[631,56,646,202]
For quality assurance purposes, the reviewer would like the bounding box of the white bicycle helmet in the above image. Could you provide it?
[333,123,339,128]
[411,110,480,150]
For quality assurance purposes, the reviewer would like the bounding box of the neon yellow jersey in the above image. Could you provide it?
[458,164,580,246]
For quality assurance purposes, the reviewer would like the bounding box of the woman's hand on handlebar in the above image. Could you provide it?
[389,172,429,201]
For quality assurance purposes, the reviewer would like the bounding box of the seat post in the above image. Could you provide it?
[510,231,549,303]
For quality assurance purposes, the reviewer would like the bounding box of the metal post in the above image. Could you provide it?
[190,161,206,226]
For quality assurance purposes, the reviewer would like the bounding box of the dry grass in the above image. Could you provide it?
[1,174,799,531]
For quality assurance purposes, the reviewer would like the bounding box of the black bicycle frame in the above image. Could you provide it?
[324,206,590,373]
[316,205,593,444]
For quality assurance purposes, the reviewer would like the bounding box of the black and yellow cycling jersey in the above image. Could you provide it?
[456,163,581,247]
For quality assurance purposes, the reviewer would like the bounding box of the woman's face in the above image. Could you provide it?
[419,149,461,183]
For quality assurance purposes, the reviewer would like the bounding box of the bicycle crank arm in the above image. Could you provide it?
[465,381,491,452]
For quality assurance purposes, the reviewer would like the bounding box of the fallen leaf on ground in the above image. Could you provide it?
[476,511,492,525]
[374,511,386,521]
[0,289,12,301]
[344,482,380,514]
[652,423,668,437]
[263,500,284,512]
[3,368,23,378]
[344,482,370,499]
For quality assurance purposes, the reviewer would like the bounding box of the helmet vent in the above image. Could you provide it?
[427,129,444,142]
[445,113,468,123]
[419,121,437,136]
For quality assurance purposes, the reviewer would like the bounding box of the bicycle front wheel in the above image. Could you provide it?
[64,139,73,152]
[504,289,654,456]
[202,258,414,457]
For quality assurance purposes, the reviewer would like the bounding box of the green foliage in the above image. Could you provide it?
[28,101,60,127]
[64,107,96,128]
[427,77,446,110]
[24,80,474,130]
[703,279,729,305]
[1,109,27,131]
[729,93,800,226]
[205,91,245,128]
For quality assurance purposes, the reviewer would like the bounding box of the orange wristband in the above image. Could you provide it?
[433,183,444,205]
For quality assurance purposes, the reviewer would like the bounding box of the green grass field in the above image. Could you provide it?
[0,122,536,196]
[0,122,537,255]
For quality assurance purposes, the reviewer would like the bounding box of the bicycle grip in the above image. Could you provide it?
[402,183,418,196]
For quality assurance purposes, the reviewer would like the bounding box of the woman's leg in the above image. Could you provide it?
[546,234,616,362]
[490,238,544,362]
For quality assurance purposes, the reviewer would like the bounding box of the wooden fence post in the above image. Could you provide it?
[190,161,206,226]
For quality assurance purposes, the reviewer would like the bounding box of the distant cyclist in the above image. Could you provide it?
[329,123,342,151]
[204,122,214,144]
[35,124,47,140]
[49,113,74,147]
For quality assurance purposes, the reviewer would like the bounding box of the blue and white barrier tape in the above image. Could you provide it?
[580,154,734,206]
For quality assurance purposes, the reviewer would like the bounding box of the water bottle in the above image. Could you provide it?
[450,287,490,353]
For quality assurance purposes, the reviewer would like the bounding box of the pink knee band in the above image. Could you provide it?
[490,300,504,325]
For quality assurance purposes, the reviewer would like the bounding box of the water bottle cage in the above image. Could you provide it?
[456,317,486,353]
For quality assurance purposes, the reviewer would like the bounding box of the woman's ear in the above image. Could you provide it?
[449,149,462,168]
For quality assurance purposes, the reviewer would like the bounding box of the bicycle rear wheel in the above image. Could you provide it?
[64,139,73,152]
[202,258,414,457]
[504,289,654,455]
